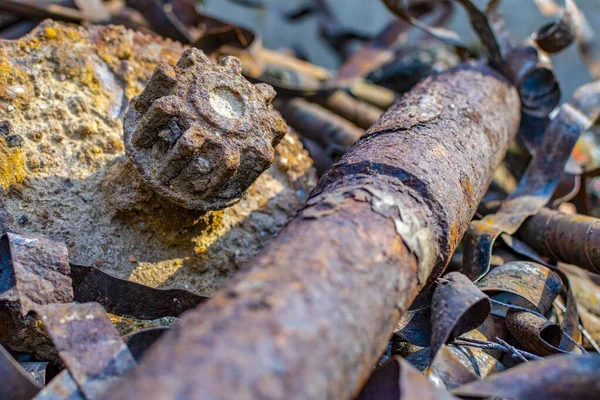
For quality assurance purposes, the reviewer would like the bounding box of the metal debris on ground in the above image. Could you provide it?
[1,0,600,399]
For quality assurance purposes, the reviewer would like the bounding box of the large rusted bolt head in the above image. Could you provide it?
[123,48,287,211]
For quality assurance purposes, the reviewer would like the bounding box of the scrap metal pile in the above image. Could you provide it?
[1,0,600,399]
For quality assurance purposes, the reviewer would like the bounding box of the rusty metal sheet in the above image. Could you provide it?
[504,45,560,119]
[429,272,490,366]
[0,233,72,315]
[71,264,206,320]
[462,79,600,281]
[476,261,562,315]
[38,302,136,399]
[453,354,600,400]
[356,356,458,400]
[0,344,41,400]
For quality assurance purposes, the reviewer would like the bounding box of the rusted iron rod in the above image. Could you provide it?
[275,97,364,153]
[518,207,600,274]
[106,63,520,400]
[314,91,384,130]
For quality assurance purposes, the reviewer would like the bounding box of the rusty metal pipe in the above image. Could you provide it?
[518,207,600,274]
[275,97,364,153]
[105,63,520,400]
[314,91,384,130]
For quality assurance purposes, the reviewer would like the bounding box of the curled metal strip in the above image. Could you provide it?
[462,79,600,281]
[71,264,207,320]
[498,237,584,352]
[533,0,579,54]
[429,272,491,369]
[477,261,562,316]
[504,45,561,119]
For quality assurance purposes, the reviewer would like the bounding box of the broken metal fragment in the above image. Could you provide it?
[518,208,600,274]
[356,356,458,400]
[453,354,600,400]
[429,272,490,365]
[124,48,287,211]
[104,63,520,400]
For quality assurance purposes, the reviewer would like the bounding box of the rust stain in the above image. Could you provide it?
[460,174,475,207]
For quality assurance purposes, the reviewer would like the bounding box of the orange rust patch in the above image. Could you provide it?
[460,174,474,207]
[449,220,460,249]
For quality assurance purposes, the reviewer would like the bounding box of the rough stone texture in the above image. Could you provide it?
[124,49,287,211]
[0,20,316,296]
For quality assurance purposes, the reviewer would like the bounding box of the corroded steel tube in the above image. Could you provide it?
[106,63,520,400]
[275,97,364,152]
[519,208,600,274]
[315,91,384,130]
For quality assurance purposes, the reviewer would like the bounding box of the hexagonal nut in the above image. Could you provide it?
[123,48,287,211]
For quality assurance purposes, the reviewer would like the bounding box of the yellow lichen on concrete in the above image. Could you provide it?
[0,137,26,191]
[0,20,317,297]
[44,26,58,40]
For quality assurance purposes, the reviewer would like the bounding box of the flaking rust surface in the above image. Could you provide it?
[0,20,316,296]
